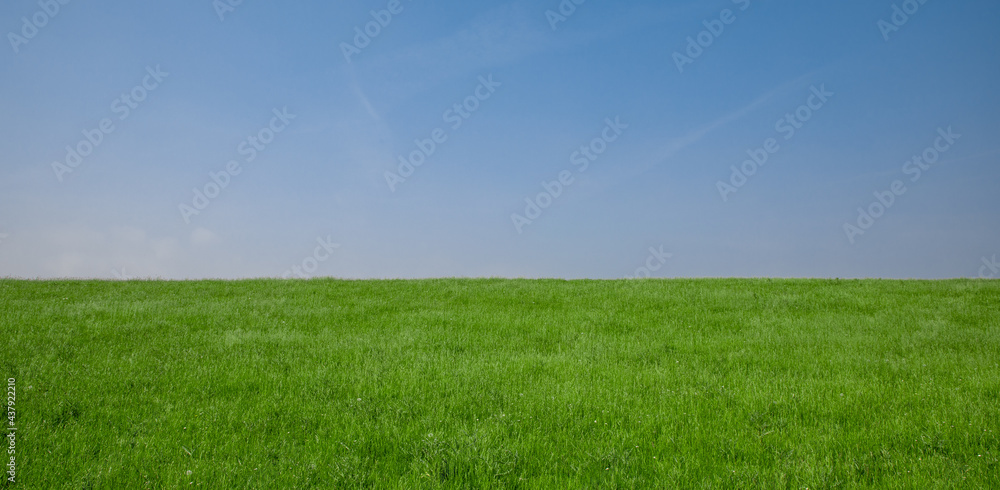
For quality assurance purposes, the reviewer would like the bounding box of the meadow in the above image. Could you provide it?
[1,279,997,488]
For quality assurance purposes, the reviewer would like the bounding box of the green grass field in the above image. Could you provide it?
[2,279,998,488]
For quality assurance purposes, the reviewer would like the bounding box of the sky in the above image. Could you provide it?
[1,0,998,280]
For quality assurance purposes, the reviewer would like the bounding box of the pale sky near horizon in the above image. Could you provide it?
[1,0,998,280]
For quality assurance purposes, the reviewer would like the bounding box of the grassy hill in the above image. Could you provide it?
[2,279,998,488]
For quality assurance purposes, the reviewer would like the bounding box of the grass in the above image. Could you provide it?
[2,278,998,488]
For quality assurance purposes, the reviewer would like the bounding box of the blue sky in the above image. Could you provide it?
[1,0,998,279]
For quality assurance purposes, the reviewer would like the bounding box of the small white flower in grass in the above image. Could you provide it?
[186,470,192,476]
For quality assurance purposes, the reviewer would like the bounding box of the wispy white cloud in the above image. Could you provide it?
[654,69,823,165]
[347,65,381,122]
[603,68,828,189]
[346,1,696,107]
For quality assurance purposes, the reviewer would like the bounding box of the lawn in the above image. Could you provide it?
[2,279,998,488]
